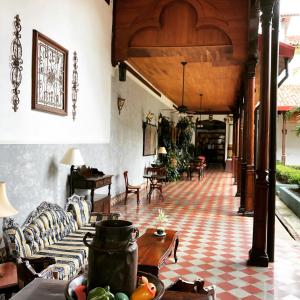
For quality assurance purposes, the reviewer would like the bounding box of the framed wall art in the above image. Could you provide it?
[143,122,157,156]
[32,30,68,115]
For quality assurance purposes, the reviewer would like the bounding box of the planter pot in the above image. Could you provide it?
[277,185,300,219]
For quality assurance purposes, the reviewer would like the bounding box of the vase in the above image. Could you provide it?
[83,220,139,295]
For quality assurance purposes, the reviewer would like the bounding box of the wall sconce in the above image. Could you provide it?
[117,97,125,115]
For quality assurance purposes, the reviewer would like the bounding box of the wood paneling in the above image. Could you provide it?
[113,0,250,113]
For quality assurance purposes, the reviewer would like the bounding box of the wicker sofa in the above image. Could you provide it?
[3,194,119,283]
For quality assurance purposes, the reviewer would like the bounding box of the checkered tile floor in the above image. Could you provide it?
[113,168,300,299]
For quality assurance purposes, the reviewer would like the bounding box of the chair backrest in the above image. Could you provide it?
[198,155,206,163]
[123,171,129,187]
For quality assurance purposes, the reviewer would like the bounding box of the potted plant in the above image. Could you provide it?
[156,209,168,235]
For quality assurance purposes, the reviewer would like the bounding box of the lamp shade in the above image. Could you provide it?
[0,182,18,217]
[60,148,84,166]
[158,147,167,154]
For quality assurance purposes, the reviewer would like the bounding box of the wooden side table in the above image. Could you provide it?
[71,174,113,212]
[0,262,18,300]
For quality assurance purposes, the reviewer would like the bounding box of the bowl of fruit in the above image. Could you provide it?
[65,271,165,300]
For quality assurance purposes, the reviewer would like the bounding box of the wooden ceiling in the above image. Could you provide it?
[113,0,251,113]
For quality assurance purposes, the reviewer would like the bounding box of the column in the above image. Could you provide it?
[248,0,275,267]
[232,116,236,178]
[239,96,247,213]
[236,103,244,197]
[281,112,287,165]
[245,60,257,213]
[268,0,280,263]
[233,114,240,185]
[227,118,233,159]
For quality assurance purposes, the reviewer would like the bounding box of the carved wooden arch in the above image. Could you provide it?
[128,0,233,59]
[127,0,231,46]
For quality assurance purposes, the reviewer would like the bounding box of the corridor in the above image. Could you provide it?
[113,169,300,299]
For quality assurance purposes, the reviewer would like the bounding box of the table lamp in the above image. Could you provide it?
[157,147,167,165]
[60,148,84,172]
[0,182,18,254]
[158,147,167,155]
[60,148,84,195]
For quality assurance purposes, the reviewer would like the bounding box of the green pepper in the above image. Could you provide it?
[88,286,115,300]
[115,292,129,300]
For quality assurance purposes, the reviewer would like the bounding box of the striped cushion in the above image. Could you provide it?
[30,225,95,280]
[67,195,91,228]
[23,207,79,255]
[3,221,31,258]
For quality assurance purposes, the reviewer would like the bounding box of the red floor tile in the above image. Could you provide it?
[113,167,300,300]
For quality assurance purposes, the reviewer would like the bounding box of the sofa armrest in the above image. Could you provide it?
[24,256,56,273]
[17,256,56,288]
[90,212,121,225]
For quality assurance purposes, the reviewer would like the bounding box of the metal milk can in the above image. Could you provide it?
[83,220,139,295]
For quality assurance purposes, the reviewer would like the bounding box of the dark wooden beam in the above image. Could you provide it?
[128,46,235,64]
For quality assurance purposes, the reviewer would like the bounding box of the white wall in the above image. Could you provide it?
[0,0,112,143]
[0,1,173,228]
[277,114,300,165]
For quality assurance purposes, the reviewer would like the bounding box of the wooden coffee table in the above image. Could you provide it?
[10,278,215,300]
[137,228,179,276]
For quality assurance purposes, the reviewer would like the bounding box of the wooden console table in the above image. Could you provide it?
[71,174,113,212]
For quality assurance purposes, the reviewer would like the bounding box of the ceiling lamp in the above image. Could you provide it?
[173,62,188,113]
[199,93,204,128]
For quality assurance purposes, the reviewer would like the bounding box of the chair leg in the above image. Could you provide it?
[125,191,128,205]
[137,190,140,205]
[148,187,152,203]
[159,187,164,201]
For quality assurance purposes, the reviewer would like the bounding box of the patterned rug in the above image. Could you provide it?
[113,168,300,300]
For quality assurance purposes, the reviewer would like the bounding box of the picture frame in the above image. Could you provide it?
[32,30,68,115]
[143,122,157,156]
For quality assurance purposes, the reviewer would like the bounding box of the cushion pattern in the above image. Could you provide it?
[2,196,104,281]
[29,224,94,280]
[3,218,31,258]
[66,194,91,228]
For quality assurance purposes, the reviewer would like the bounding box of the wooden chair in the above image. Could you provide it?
[123,171,141,205]
[145,166,167,187]
[188,160,203,181]
[198,155,207,177]
[145,167,166,202]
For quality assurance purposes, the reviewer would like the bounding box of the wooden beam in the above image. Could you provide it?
[128,46,234,63]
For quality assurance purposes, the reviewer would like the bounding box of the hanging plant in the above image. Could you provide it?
[158,114,172,148]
